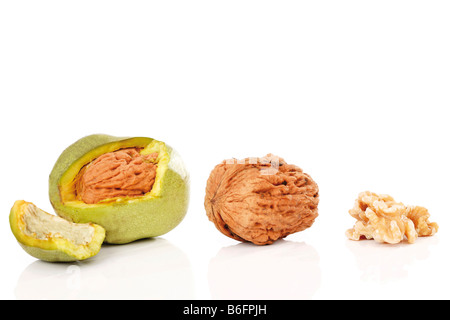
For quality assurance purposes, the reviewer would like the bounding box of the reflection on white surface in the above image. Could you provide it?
[208,240,321,300]
[345,236,439,283]
[15,238,194,299]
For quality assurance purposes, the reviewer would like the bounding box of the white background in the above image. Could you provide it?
[1,1,449,300]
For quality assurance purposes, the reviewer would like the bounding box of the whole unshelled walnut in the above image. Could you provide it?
[204,154,319,245]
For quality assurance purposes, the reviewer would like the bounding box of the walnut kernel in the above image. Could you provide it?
[346,191,439,244]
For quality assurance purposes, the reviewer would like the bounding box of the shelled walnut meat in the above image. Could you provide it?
[204,154,319,245]
[346,191,439,244]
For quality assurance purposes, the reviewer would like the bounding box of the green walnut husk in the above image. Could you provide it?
[49,134,190,244]
[10,200,105,262]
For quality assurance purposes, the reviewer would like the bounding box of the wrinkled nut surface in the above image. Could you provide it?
[204,154,319,245]
[346,191,439,244]
[76,148,158,204]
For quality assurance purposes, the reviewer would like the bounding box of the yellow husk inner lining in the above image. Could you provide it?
[11,200,105,258]
[59,139,169,208]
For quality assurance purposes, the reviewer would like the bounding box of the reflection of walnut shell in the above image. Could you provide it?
[204,154,319,245]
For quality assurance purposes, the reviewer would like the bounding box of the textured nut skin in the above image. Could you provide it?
[204,154,319,245]
[76,148,158,204]
[346,191,439,244]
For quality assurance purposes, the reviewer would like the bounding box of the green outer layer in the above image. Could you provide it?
[9,200,106,262]
[49,134,190,244]
[18,243,89,262]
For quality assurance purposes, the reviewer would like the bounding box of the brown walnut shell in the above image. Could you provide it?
[204,154,319,245]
